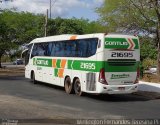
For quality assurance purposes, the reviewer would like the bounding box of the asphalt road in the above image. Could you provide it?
[0,75,160,121]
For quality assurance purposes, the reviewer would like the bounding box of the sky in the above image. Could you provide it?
[0,0,104,21]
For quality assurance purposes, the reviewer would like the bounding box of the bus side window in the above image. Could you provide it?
[79,39,88,57]
[54,43,60,56]
[25,44,33,65]
[51,43,56,56]
[60,42,66,57]
[71,41,77,57]
[78,38,98,57]
[74,41,79,57]
[43,42,50,56]
[31,44,38,58]
[38,43,46,56]
[47,42,53,56]
[90,39,98,56]
[65,42,70,57]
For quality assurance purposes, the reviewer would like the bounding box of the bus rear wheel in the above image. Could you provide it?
[64,77,73,94]
[74,79,82,96]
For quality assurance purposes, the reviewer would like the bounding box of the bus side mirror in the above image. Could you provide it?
[21,49,28,58]
[98,40,101,48]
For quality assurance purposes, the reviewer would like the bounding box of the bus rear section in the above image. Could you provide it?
[97,34,140,94]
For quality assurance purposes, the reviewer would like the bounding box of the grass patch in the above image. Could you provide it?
[141,73,160,83]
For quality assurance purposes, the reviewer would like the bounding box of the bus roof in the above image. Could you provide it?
[29,33,138,44]
[30,33,105,44]
[106,33,138,39]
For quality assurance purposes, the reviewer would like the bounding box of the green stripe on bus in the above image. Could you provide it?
[56,59,61,68]
[105,38,139,49]
[34,58,52,67]
[132,39,139,49]
[67,60,104,72]
[33,58,139,72]
[67,60,73,69]
[105,62,139,72]
[68,60,101,72]
[54,68,58,77]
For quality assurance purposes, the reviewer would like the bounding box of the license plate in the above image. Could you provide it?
[118,87,125,90]
[123,81,133,85]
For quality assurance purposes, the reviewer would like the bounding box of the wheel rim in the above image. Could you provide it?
[65,78,71,93]
[74,81,81,95]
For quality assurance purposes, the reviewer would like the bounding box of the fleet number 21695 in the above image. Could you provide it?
[111,52,133,57]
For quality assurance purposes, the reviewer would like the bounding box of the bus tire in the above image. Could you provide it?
[64,76,73,94]
[74,78,82,96]
[31,71,37,84]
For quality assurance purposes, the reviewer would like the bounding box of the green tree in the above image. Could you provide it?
[0,10,45,67]
[96,0,160,73]
[140,37,157,60]
[96,0,159,34]
[84,21,106,34]
[1,10,45,44]
[0,14,16,68]
[47,17,105,36]
[47,18,85,35]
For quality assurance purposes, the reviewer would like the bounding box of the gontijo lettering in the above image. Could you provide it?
[105,38,139,49]
[36,60,48,66]
[105,41,128,46]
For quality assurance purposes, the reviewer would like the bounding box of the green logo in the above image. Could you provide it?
[33,58,52,67]
[36,60,48,66]
[111,74,130,79]
[105,41,128,46]
[105,38,139,49]
[33,58,37,65]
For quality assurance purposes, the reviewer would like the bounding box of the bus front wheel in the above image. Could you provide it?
[64,76,73,94]
[74,79,82,96]
[31,71,37,84]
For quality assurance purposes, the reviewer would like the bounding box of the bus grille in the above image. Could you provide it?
[86,73,96,91]
[107,59,136,66]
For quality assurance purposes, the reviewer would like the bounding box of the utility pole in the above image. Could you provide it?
[157,21,160,79]
[45,0,56,36]
[50,0,51,19]
[45,9,48,37]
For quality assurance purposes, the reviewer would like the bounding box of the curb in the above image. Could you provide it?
[134,81,160,99]
[138,81,160,93]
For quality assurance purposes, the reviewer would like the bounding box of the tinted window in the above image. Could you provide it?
[77,38,98,57]
[31,42,49,58]
[31,38,98,58]
[47,42,53,56]
[54,38,98,57]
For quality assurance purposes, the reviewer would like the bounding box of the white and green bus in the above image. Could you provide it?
[24,33,140,95]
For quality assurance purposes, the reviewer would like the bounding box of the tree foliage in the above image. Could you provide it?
[1,10,45,44]
[96,0,160,35]
[0,10,45,67]
[47,17,105,36]
[0,10,105,67]
[0,13,17,67]
[140,37,157,60]
[96,0,160,73]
